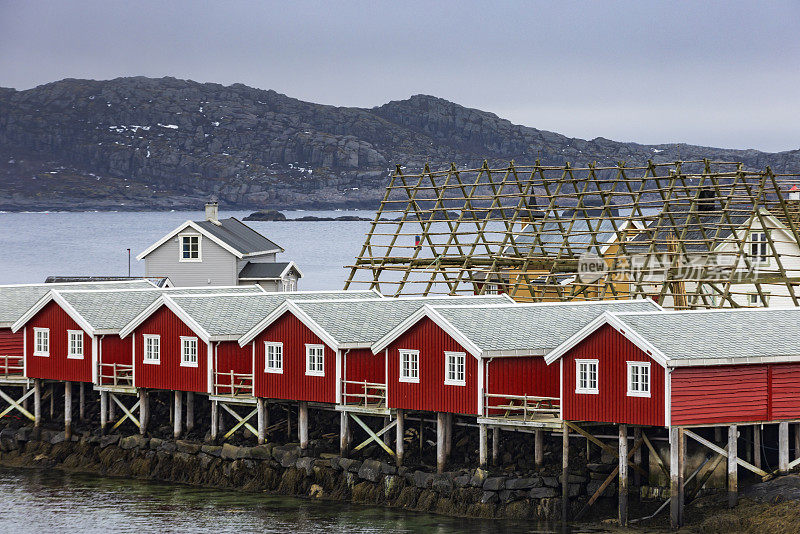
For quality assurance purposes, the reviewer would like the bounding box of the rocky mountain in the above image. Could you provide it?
[0,76,798,211]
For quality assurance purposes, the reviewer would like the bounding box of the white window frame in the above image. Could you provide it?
[264,342,283,374]
[749,231,769,264]
[33,327,49,357]
[67,330,84,359]
[180,336,199,367]
[143,334,161,364]
[178,233,202,262]
[444,351,466,386]
[575,358,599,394]
[626,361,651,398]
[398,349,420,383]
[305,344,325,376]
[748,291,770,306]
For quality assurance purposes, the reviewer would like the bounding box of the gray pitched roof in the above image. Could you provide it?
[293,296,512,346]
[0,280,156,327]
[238,262,297,280]
[431,299,661,354]
[56,286,264,332]
[611,308,800,363]
[195,218,283,255]
[169,290,379,338]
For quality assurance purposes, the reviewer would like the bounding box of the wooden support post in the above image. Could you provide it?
[383,416,393,448]
[257,398,266,445]
[535,429,544,467]
[445,413,452,459]
[478,423,488,468]
[633,427,642,486]
[218,403,226,434]
[678,427,685,519]
[670,426,684,528]
[186,392,194,432]
[396,409,405,467]
[714,426,722,443]
[754,424,762,469]
[79,382,85,421]
[22,384,29,413]
[728,424,738,508]
[779,421,789,473]
[108,393,115,422]
[436,412,446,474]
[173,391,182,440]
[618,424,628,526]
[286,405,291,438]
[340,411,350,456]
[744,426,752,463]
[139,389,149,435]
[298,401,309,450]
[562,424,569,524]
[796,423,800,462]
[210,400,218,440]
[34,379,42,435]
[492,427,500,465]
[586,436,591,461]
[99,390,107,434]
[169,393,174,424]
[64,381,72,440]
[49,383,54,419]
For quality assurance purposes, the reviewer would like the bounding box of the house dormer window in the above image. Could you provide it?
[179,234,201,262]
[749,231,769,264]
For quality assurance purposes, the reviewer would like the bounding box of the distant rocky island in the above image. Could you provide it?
[1,76,799,212]
[244,210,372,222]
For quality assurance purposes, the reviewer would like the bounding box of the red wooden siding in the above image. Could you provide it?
[0,328,23,375]
[671,363,800,425]
[252,311,336,403]
[132,306,209,393]
[25,301,93,383]
[561,324,665,427]
[343,347,386,405]
[386,317,478,415]
[99,335,133,386]
[485,356,560,413]
[215,341,253,396]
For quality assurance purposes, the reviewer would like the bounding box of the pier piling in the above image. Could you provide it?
[64,381,72,440]
[728,425,737,508]
[436,412,446,474]
[186,392,195,432]
[299,401,309,450]
[618,424,628,526]
[257,398,266,444]
[395,409,404,466]
[173,391,182,439]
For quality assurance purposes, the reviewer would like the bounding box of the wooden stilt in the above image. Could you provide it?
[586,436,591,461]
[754,424,762,469]
[34,380,42,436]
[795,423,800,462]
[633,427,642,486]
[186,392,194,432]
[562,424,569,524]
[714,426,722,443]
[478,423,488,468]
[383,416,393,448]
[444,413,452,459]
[618,424,628,526]
[139,389,149,435]
[678,428,685,520]
[173,391,182,439]
[669,426,683,528]
[49,383,54,419]
[492,427,500,465]
[22,384,29,413]
[436,412,446,474]
[169,393,174,424]
[79,382,85,421]
[728,424,738,508]
[217,403,226,435]
[99,389,107,434]
[257,398,266,445]
[535,428,544,467]
[298,401,309,450]
[210,400,218,440]
[286,405,291,438]
[779,421,789,473]
[419,416,423,455]
[395,409,404,466]
[340,411,350,456]
[744,426,752,463]
[64,381,72,440]
[108,392,115,422]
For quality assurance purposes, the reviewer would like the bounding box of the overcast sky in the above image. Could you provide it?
[1,1,798,151]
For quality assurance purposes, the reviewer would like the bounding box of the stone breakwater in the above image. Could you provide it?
[0,426,589,522]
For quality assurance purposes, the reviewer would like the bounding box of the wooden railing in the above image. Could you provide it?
[0,355,23,378]
[484,393,560,421]
[342,380,387,408]
[214,370,254,397]
[100,362,134,386]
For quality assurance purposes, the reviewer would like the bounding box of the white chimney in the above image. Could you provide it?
[205,202,220,225]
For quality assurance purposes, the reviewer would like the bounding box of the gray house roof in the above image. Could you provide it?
[0,280,157,327]
[608,308,800,365]
[195,218,283,256]
[291,296,512,347]
[168,290,380,339]
[429,299,661,355]
[238,262,300,280]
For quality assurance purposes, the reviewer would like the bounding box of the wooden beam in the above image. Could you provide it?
[219,402,258,439]
[210,400,218,440]
[478,422,487,467]
[396,409,405,466]
[670,427,682,528]
[619,424,628,526]
[0,386,35,421]
[64,381,72,439]
[684,428,767,477]
[575,435,643,521]
[437,412,446,473]
[139,389,149,435]
[779,422,789,473]
[110,394,140,430]
[350,413,395,457]
[728,425,738,508]
[642,431,669,479]
[340,411,350,455]
[535,428,544,467]
[186,391,194,432]
[257,398,266,444]
[562,424,569,524]
[298,401,309,450]
[99,389,106,433]
[566,421,648,478]
[754,424,762,469]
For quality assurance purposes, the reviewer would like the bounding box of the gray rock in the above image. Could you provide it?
[469,467,489,487]
[49,431,66,445]
[505,477,542,490]
[337,458,361,473]
[431,475,454,497]
[483,477,505,492]
[413,470,434,488]
[149,438,164,450]
[119,435,148,450]
[296,457,314,475]
[244,445,272,460]
[176,440,200,454]
[379,461,397,475]
[453,474,471,488]
[200,444,222,457]
[358,459,383,483]
[221,443,240,460]
[542,476,559,488]
[100,434,120,448]
[158,440,177,453]
[529,487,558,499]
[558,474,587,484]
[14,427,32,442]
[480,491,498,504]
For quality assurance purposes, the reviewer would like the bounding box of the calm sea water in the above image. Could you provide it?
[0,210,375,289]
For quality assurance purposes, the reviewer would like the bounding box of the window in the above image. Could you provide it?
[749,232,769,264]
[749,291,770,306]
[67,330,84,359]
[181,336,198,367]
[444,351,466,386]
[33,328,49,357]
[485,283,500,295]
[143,334,160,364]
[265,342,283,373]
[305,344,324,376]
[399,349,419,383]
[179,234,201,261]
[627,362,651,397]
[575,359,599,394]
